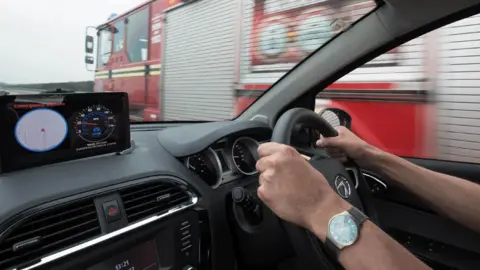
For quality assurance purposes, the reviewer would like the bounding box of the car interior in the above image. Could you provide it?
[2,0,480,270]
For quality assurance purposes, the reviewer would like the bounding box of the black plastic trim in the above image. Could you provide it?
[0,175,196,245]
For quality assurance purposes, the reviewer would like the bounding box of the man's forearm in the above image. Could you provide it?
[308,198,429,270]
[338,221,430,270]
[367,147,480,233]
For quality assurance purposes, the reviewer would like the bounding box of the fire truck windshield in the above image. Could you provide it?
[1,0,377,123]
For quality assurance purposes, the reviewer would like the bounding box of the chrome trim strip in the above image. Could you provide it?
[345,168,359,189]
[362,172,387,191]
[16,193,198,270]
[209,148,224,188]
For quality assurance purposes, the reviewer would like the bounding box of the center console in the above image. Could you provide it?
[39,210,210,270]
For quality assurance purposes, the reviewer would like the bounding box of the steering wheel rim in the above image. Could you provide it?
[270,107,378,269]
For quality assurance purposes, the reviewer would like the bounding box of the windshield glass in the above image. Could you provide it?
[0,0,376,122]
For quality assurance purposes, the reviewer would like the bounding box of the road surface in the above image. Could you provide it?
[0,87,86,95]
[1,88,44,95]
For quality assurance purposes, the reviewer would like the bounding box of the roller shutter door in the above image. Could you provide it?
[162,0,236,121]
[436,14,480,163]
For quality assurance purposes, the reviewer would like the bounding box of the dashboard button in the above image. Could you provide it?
[102,200,122,223]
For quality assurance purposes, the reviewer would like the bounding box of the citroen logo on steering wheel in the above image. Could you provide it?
[335,175,352,199]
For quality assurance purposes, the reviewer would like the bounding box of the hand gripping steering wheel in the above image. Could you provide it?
[270,108,379,270]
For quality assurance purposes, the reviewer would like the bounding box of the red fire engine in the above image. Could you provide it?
[85,0,480,163]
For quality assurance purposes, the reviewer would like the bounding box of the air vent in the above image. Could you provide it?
[119,181,192,224]
[0,198,101,270]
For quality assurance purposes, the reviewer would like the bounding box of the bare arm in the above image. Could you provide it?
[337,221,429,270]
[307,196,430,270]
[319,126,480,234]
[367,147,480,233]
[256,142,430,270]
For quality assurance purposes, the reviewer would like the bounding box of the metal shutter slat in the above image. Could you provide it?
[162,0,236,121]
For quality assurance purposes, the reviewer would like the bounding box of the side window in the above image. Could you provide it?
[126,8,149,63]
[97,29,112,68]
[114,20,125,53]
[323,14,480,164]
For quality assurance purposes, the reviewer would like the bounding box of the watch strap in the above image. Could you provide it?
[349,206,368,226]
[325,236,340,259]
[324,207,369,260]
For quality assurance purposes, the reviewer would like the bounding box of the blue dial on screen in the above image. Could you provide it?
[329,214,359,246]
[73,105,116,143]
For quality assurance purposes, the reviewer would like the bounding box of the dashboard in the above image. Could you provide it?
[0,93,345,270]
[0,118,276,270]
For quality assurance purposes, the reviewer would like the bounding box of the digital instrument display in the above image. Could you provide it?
[86,240,159,270]
[0,93,130,173]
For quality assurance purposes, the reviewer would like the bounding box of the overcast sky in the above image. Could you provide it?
[0,0,147,84]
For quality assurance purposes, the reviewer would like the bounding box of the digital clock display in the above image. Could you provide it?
[86,241,158,270]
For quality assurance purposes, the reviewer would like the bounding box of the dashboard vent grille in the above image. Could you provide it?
[0,198,101,270]
[119,181,192,224]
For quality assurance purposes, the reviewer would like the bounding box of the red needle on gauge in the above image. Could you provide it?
[77,122,98,126]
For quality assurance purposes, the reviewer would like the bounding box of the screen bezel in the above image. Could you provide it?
[0,92,131,173]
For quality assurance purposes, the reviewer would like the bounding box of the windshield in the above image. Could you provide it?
[1,0,376,122]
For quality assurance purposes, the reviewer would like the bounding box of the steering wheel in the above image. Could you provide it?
[270,107,379,270]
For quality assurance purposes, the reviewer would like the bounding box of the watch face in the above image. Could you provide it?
[329,214,359,246]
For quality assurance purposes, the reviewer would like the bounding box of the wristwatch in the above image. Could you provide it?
[325,207,369,259]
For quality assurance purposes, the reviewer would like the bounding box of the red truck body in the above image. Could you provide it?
[93,0,168,121]
[89,0,480,162]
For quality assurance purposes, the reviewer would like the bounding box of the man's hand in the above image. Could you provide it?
[256,142,349,240]
[316,126,378,168]
[255,144,431,270]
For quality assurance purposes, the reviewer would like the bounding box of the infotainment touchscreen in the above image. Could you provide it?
[86,240,159,270]
[0,92,131,173]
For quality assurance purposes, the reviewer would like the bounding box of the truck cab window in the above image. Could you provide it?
[114,20,125,53]
[126,8,149,63]
[97,29,112,68]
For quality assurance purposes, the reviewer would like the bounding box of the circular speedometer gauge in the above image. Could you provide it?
[186,148,222,187]
[74,105,116,142]
[232,137,260,175]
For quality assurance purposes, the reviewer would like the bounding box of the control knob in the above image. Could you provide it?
[232,187,263,225]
